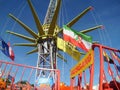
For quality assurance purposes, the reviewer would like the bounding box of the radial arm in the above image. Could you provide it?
[27,0,44,35]
[27,48,38,55]
[80,25,103,33]
[6,31,35,43]
[9,14,38,38]
[67,6,92,27]
[14,43,37,47]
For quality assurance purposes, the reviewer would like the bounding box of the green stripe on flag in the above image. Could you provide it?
[63,25,92,43]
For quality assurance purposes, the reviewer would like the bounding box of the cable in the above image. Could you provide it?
[8,1,27,42]
[92,10,112,47]
[90,10,104,45]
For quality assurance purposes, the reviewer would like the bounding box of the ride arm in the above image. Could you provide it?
[9,14,38,38]
[27,0,44,35]
[14,43,37,47]
[27,48,38,55]
[80,25,103,33]
[6,31,35,43]
[66,6,92,27]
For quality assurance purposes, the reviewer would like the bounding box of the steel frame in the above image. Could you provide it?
[0,60,60,90]
[70,43,120,90]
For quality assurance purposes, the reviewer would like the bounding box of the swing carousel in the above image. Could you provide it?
[0,0,120,90]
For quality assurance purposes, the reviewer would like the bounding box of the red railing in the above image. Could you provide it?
[70,43,120,90]
[0,60,60,90]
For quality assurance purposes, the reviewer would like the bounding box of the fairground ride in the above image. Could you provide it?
[0,0,120,90]
[6,0,102,88]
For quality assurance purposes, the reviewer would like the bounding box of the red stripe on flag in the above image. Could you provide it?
[8,42,15,61]
[63,34,88,52]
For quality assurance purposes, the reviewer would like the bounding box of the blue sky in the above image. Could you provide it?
[0,0,120,86]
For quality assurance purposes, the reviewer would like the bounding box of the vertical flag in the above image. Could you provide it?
[63,25,92,52]
[116,65,120,72]
[8,42,15,61]
[103,51,114,64]
[57,37,81,61]
[103,70,107,82]
[108,65,113,76]
[8,74,13,81]
[0,37,15,61]
[111,52,120,64]
[0,38,10,57]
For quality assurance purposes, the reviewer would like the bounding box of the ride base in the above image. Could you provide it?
[0,44,120,90]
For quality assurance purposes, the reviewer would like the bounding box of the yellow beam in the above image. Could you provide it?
[27,0,44,35]
[80,25,103,33]
[14,43,37,47]
[27,48,38,55]
[6,31,35,43]
[67,6,92,27]
[9,14,38,38]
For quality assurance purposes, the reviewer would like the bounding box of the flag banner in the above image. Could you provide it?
[111,52,120,64]
[0,38,15,61]
[116,65,120,72]
[57,37,81,61]
[103,70,107,82]
[8,42,15,61]
[103,51,114,64]
[63,25,92,52]
[8,74,13,81]
[108,65,113,76]
[70,49,94,78]
[1,39,10,57]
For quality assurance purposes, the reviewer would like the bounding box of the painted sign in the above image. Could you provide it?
[70,49,94,78]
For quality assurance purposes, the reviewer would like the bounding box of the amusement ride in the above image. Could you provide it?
[0,0,120,90]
